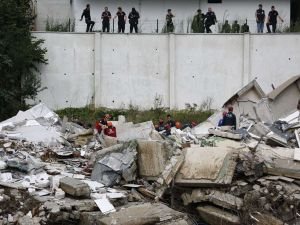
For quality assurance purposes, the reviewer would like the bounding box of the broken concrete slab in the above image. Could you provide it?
[137,140,172,180]
[197,205,240,225]
[175,147,238,187]
[59,177,90,197]
[98,203,185,225]
[208,128,243,140]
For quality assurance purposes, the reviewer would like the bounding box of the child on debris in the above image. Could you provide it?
[166,114,176,127]
[95,114,111,134]
[104,121,117,137]
[218,111,227,127]
[221,106,237,130]
[155,119,165,132]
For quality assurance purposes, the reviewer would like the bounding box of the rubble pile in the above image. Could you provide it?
[1,76,300,225]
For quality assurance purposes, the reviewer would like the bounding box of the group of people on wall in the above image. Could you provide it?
[80,4,284,34]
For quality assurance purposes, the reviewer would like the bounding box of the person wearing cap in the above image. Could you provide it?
[221,107,236,130]
[128,8,140,33]
[114,7,127,33]
[256,4,266,33]
[101,7,112,32]
[266,6,284,33]
[166,114,176,127]
[104,121,117,137]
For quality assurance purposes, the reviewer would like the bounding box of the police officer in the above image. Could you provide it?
[80,4,95,32]
[101,7,111,32]
[205,7,217,33]
[266,6,284,33]
[255,4,265,33]
[128,8,140,33]
[114,7,127,33]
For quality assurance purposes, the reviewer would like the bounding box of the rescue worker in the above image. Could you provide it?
[231,20,240,33]
[221,106,237,130]
[266,6,284,33]
[241,19,250,33]
[101,7,111,32]
[221,20,231,33]
[255,4,266,33]
[128,8,140,33]
[156,119,165,132]
[166,114,176,127]
[204,7,217,33]
[80,4,95,32]
[104,121,117,137]
[191,9,205,33]
[165,9,175,33]
[114,7,127,33]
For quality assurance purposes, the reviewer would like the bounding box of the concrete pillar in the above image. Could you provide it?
[169,33,176,109]
[242,33,251,86]
[94,32,101,108]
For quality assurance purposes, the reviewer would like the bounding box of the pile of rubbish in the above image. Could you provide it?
[1,76,300,225]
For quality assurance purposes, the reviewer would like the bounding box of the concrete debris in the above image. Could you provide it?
[59,177,90,197]
[2,77,300,225]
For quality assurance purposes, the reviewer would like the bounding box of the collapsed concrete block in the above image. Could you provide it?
[59,177,90,197]
[137,140,171,180]
[208,128,243,140]
[197,205,240,225]
[98,203,185,225]
[175,147,238,187]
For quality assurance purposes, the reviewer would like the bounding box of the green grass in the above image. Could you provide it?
[56,106,213,127]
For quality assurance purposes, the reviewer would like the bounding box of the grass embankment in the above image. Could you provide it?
[56,107,213,126]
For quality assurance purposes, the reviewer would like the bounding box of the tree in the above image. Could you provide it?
[0,0,47,121]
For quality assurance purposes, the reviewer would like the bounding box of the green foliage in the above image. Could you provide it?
[46,17,75,32]
[56,107,213,127]
[283,21,300,32]
[0,0,48,121]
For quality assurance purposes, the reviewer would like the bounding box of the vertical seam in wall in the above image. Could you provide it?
[93,33,96,108]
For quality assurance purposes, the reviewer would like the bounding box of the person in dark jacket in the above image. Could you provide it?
[101,7,112,32]
[255,4,265,33]
[114,7,127,33]
[205,7,217,33]
[156,119,165,132]
[80,4,95,32]
[222,106,237,130]
[166,114,176,127]
[266,6,284,33]
[128,8,140,33]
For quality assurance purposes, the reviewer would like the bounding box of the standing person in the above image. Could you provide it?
[266,6,284,33]
[191,9,205,33]
[221,106,237,130]
[114,7,127,33]
[255,4,266,33]
[165,9,175,33]
[128,8,140,33]
[205,7,217,33]
[101,7,111,32]
[80,4,95,32]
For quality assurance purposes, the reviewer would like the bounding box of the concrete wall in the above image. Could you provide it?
[33,32,300,110]
[35,0,73,31]
[71,0,290,33]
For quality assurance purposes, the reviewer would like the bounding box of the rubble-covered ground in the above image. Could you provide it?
[1,77,300,225]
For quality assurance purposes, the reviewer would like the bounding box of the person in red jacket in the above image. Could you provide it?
[95,114,111,133]
[104,121,117,137]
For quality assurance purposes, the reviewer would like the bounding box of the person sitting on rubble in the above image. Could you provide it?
[166,114,176,127]
[221,106,237,130]
[218,111,227,127]
[155,119,165,132]
[104,121,117,137]
[164,124,172,136]
[95,114,111,133]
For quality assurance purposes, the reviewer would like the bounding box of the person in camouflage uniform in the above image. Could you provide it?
[241,19,250,33]
[231,20,240,33]
[191,9,205,33]
[221,20,231,33]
